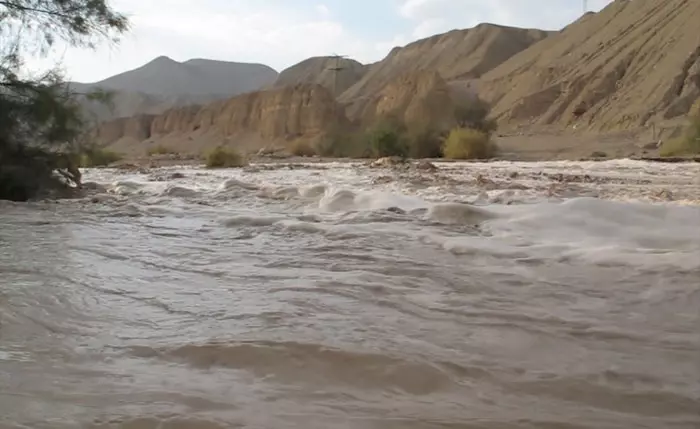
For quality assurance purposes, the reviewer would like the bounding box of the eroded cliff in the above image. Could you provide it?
[96,84,349,154]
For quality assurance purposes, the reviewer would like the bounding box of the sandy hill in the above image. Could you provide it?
[479,0,700,134]
[273,56,367,96]
[339,23,552,119]
[96,84,348,156]
[92,23,551,154]
[71,56,278,121]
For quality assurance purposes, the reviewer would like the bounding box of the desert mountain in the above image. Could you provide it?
[339,23,552,119]
[96,84,348,155]
[72,56,278,121]
[273,56,367,96]
[94,23,551,152]
[479,0,700,133]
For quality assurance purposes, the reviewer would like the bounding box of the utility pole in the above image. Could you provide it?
[583,0,588,13]
[327,53,347,98]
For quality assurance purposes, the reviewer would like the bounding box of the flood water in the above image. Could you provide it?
[1,160,699,429]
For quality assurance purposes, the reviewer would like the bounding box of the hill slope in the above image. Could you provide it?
[339,23,552,119]
[273,56,367,96]
[71,57,279,121]
[479,0,700,133]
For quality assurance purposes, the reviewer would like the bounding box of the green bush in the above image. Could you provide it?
[368,125,408,159]
[79,147,122,167]
[659,112,700,156]
[442,128,497,160]
[205,146,247,168]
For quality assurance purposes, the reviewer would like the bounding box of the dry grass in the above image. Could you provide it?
[205,146,247,168]
[442,128,497,159]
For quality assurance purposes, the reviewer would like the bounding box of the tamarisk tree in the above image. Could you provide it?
[0,0,128,201]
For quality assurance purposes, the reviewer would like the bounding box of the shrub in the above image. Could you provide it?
[316,130,370,158]
[289,140,316,157]
[590,151,608,158]
[79,147,122,167]
[659,109,700,156]
[454,97,498,133]
[406,125,443,158]
[205,146,247,168]
[442,128,497,160]
[369,128,407,158]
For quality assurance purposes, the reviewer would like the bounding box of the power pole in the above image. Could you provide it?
[327,53,347,97]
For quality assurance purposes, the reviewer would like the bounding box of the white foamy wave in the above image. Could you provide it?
[318,188,428,213]
[220,178,260,191]
[161,185,201,198]
[427,203,497,225]
[452,197,700,270]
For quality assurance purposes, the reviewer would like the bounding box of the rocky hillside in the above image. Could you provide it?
[95,84,348,155]
[92,23,551,153]
[273,56,367,96]
[479,0,700,133]
[339,23,551,119]
[353,71,458,131]
[72,56,278,121]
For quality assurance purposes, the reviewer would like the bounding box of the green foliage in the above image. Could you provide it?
[1,0,128,53]
[0,0,129,201]
[367,119,408,158]
[369,128,407,158]
[659,110,700,157]
[79,146,122,167]
[442,128,497,160]
[205,146,247,168]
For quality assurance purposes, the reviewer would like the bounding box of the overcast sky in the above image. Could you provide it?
[27,0,614,83]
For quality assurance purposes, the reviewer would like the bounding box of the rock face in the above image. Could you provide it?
[95,84,349,153]
[479,0,700,132]
[339,23,551,111]
[273,56,367,96]
[357,71,458,131]
[72,56,279,121]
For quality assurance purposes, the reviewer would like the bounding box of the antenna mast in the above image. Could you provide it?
[327,53,348,97]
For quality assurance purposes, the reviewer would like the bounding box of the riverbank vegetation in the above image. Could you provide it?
[205,146,247,168]
[0,0,129,201]
[307,96,499,160]
[659,101,700,157]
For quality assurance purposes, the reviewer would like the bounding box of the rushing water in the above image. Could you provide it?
[1,160,699,429]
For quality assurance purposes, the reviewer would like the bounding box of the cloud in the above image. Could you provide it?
[316,3,331,17]
[26,0,385,82]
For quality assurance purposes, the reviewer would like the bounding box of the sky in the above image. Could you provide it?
[26,0,614,83]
